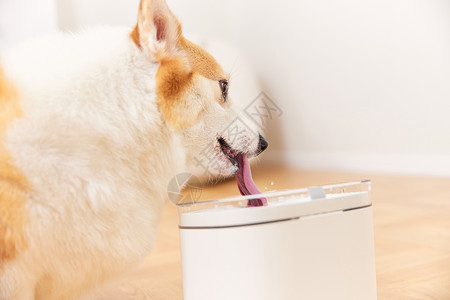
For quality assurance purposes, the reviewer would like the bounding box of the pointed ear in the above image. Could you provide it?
[131,0,182,60]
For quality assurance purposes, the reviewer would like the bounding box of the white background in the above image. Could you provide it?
[0,0,57,47]
[3,0,450,176]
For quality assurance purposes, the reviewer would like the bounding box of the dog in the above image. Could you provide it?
[0,0,267,298]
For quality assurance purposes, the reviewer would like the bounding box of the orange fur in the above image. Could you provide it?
[156,57,192,103]
[155,37,228,128]
[0,67,29,266]
[132,0,228,129]
[130,25,141,49]
[179,36,226,81]
[156,57,200,129]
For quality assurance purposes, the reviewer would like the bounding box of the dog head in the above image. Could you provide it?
[131,0,268,176]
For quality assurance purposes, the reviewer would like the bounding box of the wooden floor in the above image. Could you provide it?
[99,167,450,300]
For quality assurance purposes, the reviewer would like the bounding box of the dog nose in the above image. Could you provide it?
[256,134,268,155]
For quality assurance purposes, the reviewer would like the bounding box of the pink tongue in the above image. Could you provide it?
[235,154,267,207]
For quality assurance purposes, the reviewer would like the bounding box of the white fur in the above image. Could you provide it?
[0,27,186,299]
[0,25,262,299]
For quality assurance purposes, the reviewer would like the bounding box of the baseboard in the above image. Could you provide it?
[262,151,450,177]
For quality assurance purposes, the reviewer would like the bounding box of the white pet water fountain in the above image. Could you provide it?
[177,180,377,300]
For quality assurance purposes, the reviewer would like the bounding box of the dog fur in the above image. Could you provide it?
[0,0,263,299]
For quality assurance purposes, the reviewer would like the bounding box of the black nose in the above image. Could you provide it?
[256,134,268,155]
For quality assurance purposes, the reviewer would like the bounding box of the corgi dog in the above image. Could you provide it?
[0,0,267,298]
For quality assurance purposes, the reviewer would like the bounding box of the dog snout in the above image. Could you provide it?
[256,134,268,155]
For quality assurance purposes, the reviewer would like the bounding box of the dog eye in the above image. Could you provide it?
[219,80,229,101]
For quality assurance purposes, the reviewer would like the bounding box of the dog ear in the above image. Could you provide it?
[131,0,182,60]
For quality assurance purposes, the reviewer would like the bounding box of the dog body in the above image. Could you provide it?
[0,0,264,298]
[1,26,185,299]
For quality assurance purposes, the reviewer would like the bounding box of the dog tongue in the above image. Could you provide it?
[235,154,267,207]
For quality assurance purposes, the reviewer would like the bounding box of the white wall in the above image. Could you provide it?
[56,0,140,31]
[0,0,57,48]
[52,0,450,176]
[56,0,229,37]
[175,0,450,177]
